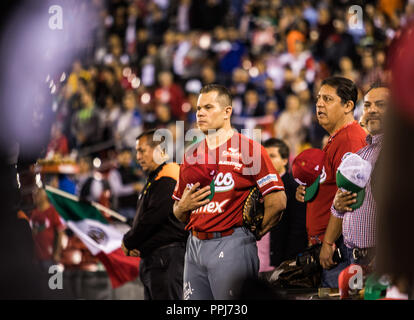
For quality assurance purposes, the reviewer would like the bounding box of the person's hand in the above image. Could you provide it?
[319,242,337,269]
[174,183,211,222]
[77,133,86,143]
[177,183,211,213]
[52,252,61,263]
[296,185,306,202]
[121,241,140,257]
[133,182,144,192]
[333,189,357,212]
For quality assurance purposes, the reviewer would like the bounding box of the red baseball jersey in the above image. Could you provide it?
[30,205,65,260]
[306,121,367,241]
[172,132,285,232]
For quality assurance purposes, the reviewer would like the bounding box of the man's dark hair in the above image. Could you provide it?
[321,76,358,108]
[199,84,232,107]
[365,81,389,95]
[136,129,165,149]
[262,138,290,160]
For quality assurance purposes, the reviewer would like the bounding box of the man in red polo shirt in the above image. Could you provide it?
[296,77,366,288]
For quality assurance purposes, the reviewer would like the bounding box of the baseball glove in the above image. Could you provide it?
[243,186,264,240]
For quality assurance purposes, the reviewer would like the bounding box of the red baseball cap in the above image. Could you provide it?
[181,149,218,200]
[338,264,363,299]
[292,148,326,202]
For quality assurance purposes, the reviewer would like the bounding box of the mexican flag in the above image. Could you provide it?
[45,185,140,289]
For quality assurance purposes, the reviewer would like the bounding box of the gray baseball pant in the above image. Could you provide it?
[183,227,259,300]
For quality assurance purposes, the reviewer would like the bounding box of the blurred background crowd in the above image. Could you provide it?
[8,0,413,299]
[46,0,410,163]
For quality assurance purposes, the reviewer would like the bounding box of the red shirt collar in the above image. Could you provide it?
[326,120,358,145]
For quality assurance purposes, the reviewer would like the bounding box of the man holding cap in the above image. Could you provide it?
[327,83,388,268]
[295,77,366,288]
[172,84,287,300]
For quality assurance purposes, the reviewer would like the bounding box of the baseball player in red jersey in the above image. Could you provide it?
[172,84,287,300]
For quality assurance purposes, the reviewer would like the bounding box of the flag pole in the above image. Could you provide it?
[45,185,127,223]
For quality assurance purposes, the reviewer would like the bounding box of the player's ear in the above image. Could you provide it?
[344,100,354,114]
[224,105,232,119]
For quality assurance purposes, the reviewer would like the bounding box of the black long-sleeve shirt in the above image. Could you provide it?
[270,172,308,267]
[122,162,188,258]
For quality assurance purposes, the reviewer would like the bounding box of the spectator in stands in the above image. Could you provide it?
[75,157,105,204]
[70,91,102,149]
[47,123,69,157]
[101,94,121,144]
[30,188,65,272]
[242,89,266,117]
[115,90,143,150]
[108,149,143,222]
[276,94,311,157]
[155,71,186,120]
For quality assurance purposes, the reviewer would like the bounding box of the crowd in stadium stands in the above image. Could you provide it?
[29,0,414,299]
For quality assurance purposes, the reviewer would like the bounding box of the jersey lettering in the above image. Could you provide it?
[192,199,230,214]
[214,173,235,192]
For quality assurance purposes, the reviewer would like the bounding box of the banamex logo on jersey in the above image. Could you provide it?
[214,172,235,192]
[186,173,235,193]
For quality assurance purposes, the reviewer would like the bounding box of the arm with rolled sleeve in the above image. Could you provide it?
[331,204,345,219]
[107,169,135,197]
[255,145,287,237]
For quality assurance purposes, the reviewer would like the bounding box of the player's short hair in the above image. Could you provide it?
[321,76,358,108]
[136,129,166,150]
[365,81,389,95]
[199,84,232,108]
[262,138,290,160]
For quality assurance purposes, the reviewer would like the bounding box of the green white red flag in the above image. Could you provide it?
[45,186,140,289]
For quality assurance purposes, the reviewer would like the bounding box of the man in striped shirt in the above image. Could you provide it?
[325,83,389,267]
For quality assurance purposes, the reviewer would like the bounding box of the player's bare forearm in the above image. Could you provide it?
[259,191,287,237]
[323,214,343,244]
[173,201,190,223]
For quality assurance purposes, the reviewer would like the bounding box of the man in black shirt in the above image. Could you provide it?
[122,130,188,300]
[263,138,307,268]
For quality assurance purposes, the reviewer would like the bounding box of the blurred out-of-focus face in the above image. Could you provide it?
[227,27,239,41]
[319,8,330,24]
[265,147,287,174]
[245,90,259,105]
[340,57,353,71]
[214,27,226,41]
[362,55,375,70]
[164,31,175,44]
[123,92,136,110]
[286,95,300,111]
[265,78,275,91]
[156,104,171,122]
[363,87,388,135]
[159,72,173,87]
[81,93,93,108]
[137,29,148,41]
[202,67,216,83]
[118,151,132,167]
[33,188,48,207]
[79,158,91,174]
[265,100,278,114]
